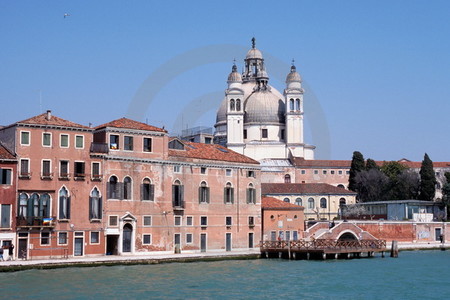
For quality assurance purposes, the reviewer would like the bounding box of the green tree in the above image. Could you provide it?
[441,172,450,218]
[418,153,436,201]
[380,161,409,200]
[365,158,379,171]
[355,169,389,202]
[348,151,365,192]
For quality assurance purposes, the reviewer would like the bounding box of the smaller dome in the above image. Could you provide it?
[227,64,242,82]
[246,48,263,59]
[286,65,302,82]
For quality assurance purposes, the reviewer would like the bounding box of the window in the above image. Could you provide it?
[339,198,346,206]
[60,134,69,148]
[143,137,152,152]
[200,216,207,226]
[60,160,69,178]
[226,169,232,176]
[123,177,132,200]
[91,232,100,244]
[41,232,50,245]
[124,136,133,151]
[20,131,30,145]
[331,170,335,175]
[199,181,210,203]
[143,234,152,245]
[314,170,318,175]
[0,204,11,228]
[261,129,268,138]
[247,170,255,178]
[0,169,12,185]
[284,174,291,183]
[201,167,207,174]
[109,215,118,226]
[280,129,285,140]
[226,216,232,226]
[320,197,327,208]
[338,170,343,175]
[295,198,302,206]
[58,232,68,245]
[75,135,84,149]
[205,137,212,144]
[20,159,30,177]
[74,162,85,179]
[248,216,255,226]
[109,134,119,150]
[92,162,101,179]
[337,184,345,189]
[172,180,184,208]
[108,176,120,199]
[308,198,315,209]
[283,198,290,203]
[230,99,235,111]
[58,187,70,219]
[236,99,241,111]
[42,132,52,147]
[346,170,350,175]
[174,216,182,226]
[143,216,152,226]
[173,165,182,173]
[224,182,234,204]
[186,233,193,244]
[18,193,28,218]
[301,170,306,175]
[296,98,300,111]
[89,187,102,220]
[186,216,193,226]
[246,183,256,204]
[243,129,247,139]
[290,98,294,111]
[141,178,154,201]
[42,160,51,178]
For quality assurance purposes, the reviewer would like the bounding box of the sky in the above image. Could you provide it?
[1,1,450,162]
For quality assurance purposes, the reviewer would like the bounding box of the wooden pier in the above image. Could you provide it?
[260,239,387,260]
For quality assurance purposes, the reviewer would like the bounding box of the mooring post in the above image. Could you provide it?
[390,240,398,258]
[265,251,268,258]
[292,252,296,260]
[306,253,310,260]
[381,251,385,258]
[278,252,282,258]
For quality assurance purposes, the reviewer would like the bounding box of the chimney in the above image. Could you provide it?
[46,110,52,121]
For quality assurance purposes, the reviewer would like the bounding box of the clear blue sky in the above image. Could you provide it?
[1,0,449,162]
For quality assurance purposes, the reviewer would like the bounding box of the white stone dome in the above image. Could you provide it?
[286,66,302,82]
[246,48,263,60]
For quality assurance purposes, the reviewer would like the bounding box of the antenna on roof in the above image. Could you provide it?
[38,89,42,113]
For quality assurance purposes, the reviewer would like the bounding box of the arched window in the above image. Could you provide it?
[123,176,132,200]
[295,198,302,206]
[295,98,300,111]
[283,198,290,203]
[199,181,210,203]
[337,184,345,189]
[339,198,346,206]
[290,98,294,111]
[31,193,39,217]
[58,187,70,219]
[284,174,291,183]
[172,180,184,208]
[141,178,154,201]
[230,99,235,111]
[108,176,119,199]
[19,193,28,218]
[89,187,102,220]
[247,183,256,204]
[320,197,327,208]
[224,182,234,204]
[308,197,315,209]
[40,193,51,218]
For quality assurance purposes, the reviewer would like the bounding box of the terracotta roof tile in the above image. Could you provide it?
[96,118,167,133]
[262,183,356,195]
[15,112,89,129]
[262,197,304,210]
[0,143,15,160]
[169,141,259,165]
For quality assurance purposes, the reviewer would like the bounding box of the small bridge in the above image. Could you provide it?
[260,239,387,260]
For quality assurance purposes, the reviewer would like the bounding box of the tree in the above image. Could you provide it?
[365,158,378,171]
[355,169,389,202]
[441,172,450,218]
[394,170,420,200]
[418,153,436,201]
[380,161,408,200]
[348,151,365,192]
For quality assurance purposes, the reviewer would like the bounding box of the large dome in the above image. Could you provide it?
[246,48,263,60]
[216,82,285,125]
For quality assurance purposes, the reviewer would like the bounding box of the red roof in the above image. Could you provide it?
[96,117,167,133]
[169,141,259,164]
[262,183,356,195]
[0,143,15,160]
[262,197,304,210]
[15,112,89,129]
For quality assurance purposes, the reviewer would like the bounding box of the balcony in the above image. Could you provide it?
[41,172,53,180]
[73,173,86,181]
[19,172,31,179]
[91,174,103,181]
[59,173,70,180]
[90,142,108,153]
[172,199,185,211]
[16,216,56,229]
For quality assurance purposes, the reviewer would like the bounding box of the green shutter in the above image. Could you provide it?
[206,187,210,204]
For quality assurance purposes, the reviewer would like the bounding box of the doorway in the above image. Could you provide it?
[200,233,207,252]
[18,237,27,259]
[435,228,442,241]
[123,224,133,253]
[248,233,254,248]
[226,233,232,251]
[74,237,84,256]
[106,235,119,255]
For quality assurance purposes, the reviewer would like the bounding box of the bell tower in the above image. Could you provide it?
[225,63,245,154]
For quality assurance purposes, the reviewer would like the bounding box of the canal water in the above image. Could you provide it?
[2,250,450,299]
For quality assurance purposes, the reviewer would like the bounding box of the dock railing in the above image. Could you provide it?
[260,239,386,253]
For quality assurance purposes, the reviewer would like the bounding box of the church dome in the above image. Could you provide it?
[244,90,285,124]
[227,64,242,82]
[286,65,301,82]
[246,48,263,60]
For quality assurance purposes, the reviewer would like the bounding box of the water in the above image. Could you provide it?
[2,250,449,299]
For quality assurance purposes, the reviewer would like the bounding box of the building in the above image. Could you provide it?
[261,197,305,241]
[262,183,356,220]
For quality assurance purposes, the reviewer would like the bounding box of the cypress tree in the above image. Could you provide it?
[348,151,365,192]
[418,153,436,201]
[365,158,379,171]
